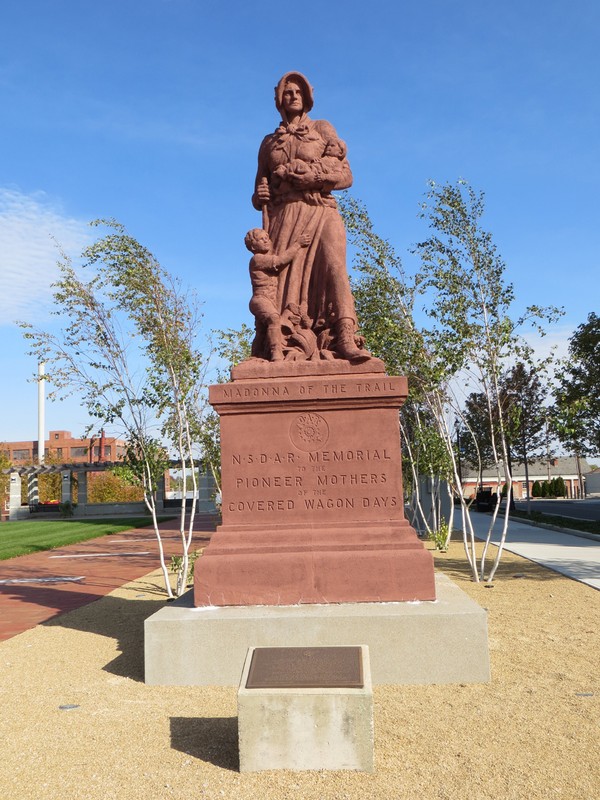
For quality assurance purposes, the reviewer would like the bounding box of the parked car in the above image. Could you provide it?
[475,488,497,512]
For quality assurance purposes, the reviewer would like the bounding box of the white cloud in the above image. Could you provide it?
[0,188,90,326]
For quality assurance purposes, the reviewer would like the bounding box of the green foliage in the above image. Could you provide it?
[510,509,600,536]
[459,362,549,472]
[339,194,451,493]
[196,410,222,492]
[39,473,63,503]
[416,181,561,388]
[416,180,515,399]
[402,404,454,483]
[19,220,210,597]
[87,471,144,503]
[170,549,201,587]
[428,518,450,551]
[198,325,254,492]
[0,447,11,501]
[341,180,562,584]
[214,324,254,377]
[168,472,200,494]
[58,500,76,517]
[553,313,600,456]
[415,181,559,569]
[532,480,542,497]
[20,219,205,458]
[339,193,421,380]
[551,396,589,458]
[541,481,549,497]
[16,452,65,504]
[112,435,170,502]
[82,220,206,456]
[502,363,548,455]
[544,476,565,498]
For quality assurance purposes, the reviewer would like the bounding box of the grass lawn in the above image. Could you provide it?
[510,509,600,536]
[0,518,174,561]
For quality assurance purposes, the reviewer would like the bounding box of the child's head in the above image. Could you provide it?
[323,138,346,159]
[245,228,272,254]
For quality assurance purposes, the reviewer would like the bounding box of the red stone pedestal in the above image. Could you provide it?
[194,365,435,606]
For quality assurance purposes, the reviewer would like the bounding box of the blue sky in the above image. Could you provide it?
[1,0,598,443]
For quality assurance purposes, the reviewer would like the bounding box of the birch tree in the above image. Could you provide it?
[197,324,253,495]
[340,193,458,547]
[21,221,207,597]
[415,180,561,581]
[341,182,561,582]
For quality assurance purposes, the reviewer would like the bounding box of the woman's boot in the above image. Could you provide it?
[334,318,371,362]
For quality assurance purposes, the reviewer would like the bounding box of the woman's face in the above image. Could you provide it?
[282,81,304,115]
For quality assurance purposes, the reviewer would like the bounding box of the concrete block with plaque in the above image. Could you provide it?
[238,645,374,772]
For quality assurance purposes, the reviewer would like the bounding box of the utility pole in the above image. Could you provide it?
[522,424,531,515]
[38,362,45,465]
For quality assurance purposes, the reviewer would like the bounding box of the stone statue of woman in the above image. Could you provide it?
[250,71,371,364]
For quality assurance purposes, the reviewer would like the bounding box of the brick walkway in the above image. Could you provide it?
[0,515,218,642]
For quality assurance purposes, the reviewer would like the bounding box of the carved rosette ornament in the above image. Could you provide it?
[289,412,330,452]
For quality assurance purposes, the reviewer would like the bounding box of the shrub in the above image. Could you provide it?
[87,471,144,503]
[59,500,77,517]
[170,550,202,587]
[428,519,450,552]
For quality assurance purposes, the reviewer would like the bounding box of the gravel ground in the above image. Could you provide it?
[0,541,598,800]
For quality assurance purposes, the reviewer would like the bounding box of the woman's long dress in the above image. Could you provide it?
[252,116,358,360]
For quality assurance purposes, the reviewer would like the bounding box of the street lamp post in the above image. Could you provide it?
[522,426,531,516]
[505,387,526,514]
[455,421,463,490]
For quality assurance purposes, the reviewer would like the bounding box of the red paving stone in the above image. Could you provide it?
[0,515,217,642]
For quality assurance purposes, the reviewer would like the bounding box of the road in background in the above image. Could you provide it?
[514,499,600,522]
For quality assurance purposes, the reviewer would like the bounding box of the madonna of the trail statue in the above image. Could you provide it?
[248,71,372,364]
[191,72,436,609]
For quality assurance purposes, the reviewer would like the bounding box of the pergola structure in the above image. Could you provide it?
[3,460,216,521]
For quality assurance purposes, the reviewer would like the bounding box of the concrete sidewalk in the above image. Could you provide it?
[460,512,600,590]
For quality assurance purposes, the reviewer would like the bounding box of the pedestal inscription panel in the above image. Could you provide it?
[221,406,402,528]
[194,372,435,606]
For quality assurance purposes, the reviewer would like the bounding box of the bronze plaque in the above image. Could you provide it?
[245,646,364,689]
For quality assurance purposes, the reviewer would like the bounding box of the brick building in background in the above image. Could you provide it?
[3,430,127,466]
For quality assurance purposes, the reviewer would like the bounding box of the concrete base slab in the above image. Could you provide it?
[144,572,490,686]
[238,645,374,772]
